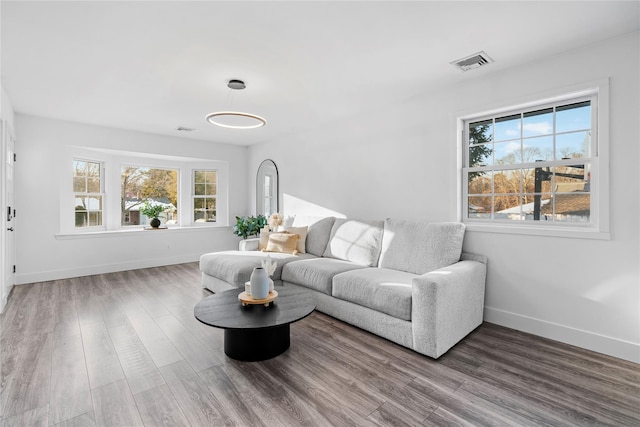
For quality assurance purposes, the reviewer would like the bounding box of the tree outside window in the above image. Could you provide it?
[121,166,178,226]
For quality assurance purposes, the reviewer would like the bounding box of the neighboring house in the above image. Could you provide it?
[122,198,177,226]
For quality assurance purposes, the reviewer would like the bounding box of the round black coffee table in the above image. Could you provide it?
[194,287,315,361]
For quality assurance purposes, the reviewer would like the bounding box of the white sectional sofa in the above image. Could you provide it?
[199,217,487,359]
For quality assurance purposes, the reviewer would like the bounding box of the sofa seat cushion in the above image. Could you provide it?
[331,268,416,321]
[200,251,315,287]
[323,218,384,266]
[282,258,367,295]
[379,219,465,275]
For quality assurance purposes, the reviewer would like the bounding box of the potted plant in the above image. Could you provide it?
[140,200,166,228]
[233,215,267,239]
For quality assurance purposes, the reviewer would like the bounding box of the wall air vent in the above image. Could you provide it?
[451,51,494,72]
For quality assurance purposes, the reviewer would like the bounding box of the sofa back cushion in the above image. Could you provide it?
[322,218,384,267]
[298,217,336,257]
[379,219,465,274]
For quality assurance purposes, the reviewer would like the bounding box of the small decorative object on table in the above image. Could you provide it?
[249,267,269,299]
[261,255,277,292]
[238,288,279,307]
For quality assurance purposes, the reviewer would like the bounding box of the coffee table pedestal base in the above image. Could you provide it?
[224,324,290,361]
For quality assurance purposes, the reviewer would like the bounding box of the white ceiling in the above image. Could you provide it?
[2,1,638,146]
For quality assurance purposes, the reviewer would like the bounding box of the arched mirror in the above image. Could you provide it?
[256,159,279,217]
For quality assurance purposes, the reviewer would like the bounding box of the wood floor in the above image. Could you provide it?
[1,263,638,426]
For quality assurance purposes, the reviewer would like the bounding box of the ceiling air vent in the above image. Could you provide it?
[176,126,196,132]
[451,51,494,72]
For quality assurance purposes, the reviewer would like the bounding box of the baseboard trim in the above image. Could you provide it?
[15,253,202,285]
[484,306,640,364]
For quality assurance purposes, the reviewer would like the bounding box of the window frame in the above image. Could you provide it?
[457,80,610,240]
[120,163,180,228]
[192,169,218,225]
[72,158,105,230]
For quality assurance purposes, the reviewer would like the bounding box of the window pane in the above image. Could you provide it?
[205,171,217,183]
[523,108,553,137]
[205,183,216,195]
[545,193,590,222]
[494,114,520,142]
[468,171,492,195]
[75,211,88,227]
[468,196,491,218]
[469,119,493,144]
[194,170,206,183]
[524,136,553,162]
[73,177,86,192]
[494,140,521,164]
[522,194,553,221]
[493,195,522,220]
[556,131,590,159]
[554,164,588,192]
[556,101,590,133]
[522,167,552,193]
[121,166,179,226]
[73,160,87,176]
[195,183,206,196]
[87,178,100,193]
[469,144,492,167]
[494,169,520,194]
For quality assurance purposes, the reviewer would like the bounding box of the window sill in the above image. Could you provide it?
[464,222,610,240]
[56,225,232,240]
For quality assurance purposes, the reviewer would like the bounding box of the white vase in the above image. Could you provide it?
[268,278,274,292]
[250,267,269,299]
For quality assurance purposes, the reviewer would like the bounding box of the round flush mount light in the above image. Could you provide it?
[206,79,267,129]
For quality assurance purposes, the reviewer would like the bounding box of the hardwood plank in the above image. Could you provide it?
[158,360,235,426]
[53,411,96,427]
[48,333,93,425]
[133,384,190,427]
[1,333,52,418]
[0,404,48,427]
[107,323,166,395]
[163,303,224,353]
[123,307,183,368]
[80,322,125,389]
[91,380,143,427]
[155,314,222,372]
[368,401,425,427]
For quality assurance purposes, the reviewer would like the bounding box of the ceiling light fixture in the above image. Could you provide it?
[206,79,267,129]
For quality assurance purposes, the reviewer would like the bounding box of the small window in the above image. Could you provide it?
[73,159,103,228]
[193,170,217,223]
[121,166,178,226]
[464,96,596,225]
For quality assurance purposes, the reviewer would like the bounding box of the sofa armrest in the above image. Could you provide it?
[411,259,486,358]
[239,238,260,251]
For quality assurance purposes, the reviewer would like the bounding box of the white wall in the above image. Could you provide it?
[15,115,248,284]
[249,32,640,362]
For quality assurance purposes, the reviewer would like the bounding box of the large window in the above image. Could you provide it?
[121,166,178,226]
[193,170,217,223]
[463,95,597,225]
[73,159,103,228]
[63,150,228,235]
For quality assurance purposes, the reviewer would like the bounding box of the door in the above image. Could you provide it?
[1,120,16,312]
